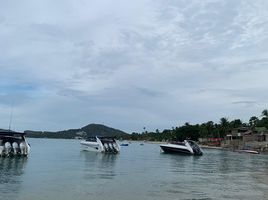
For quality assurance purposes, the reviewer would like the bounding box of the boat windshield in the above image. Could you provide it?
[86,137,97,142]
[170,141,186,146]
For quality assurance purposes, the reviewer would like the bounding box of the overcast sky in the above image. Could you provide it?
[0,0,268,133]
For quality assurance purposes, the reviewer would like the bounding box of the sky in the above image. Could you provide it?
[0,0,268,133]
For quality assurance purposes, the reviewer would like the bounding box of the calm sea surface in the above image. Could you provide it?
[1,138,268,200]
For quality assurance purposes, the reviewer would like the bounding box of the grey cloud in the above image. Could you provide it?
[0,93,34,107]
[135,87,163,97]
[29,23,65,40]
[0,15,5,24]
[232,101,257,106]
[1,0,268,132]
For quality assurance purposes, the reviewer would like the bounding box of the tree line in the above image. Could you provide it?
[124,109,268,142]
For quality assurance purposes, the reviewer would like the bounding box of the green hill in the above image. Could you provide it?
[24,123,128,139]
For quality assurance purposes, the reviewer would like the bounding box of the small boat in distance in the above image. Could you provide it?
[160,140,203,156]
[80,136,120,154]
[234,149,259,154]
[0,130,31,157]
[140,140,146,145]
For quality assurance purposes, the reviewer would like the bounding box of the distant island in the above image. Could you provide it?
[24,123,128,139]
[3,109,268,152]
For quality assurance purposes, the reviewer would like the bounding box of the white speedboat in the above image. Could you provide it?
[0,130,31,157]
[160,140,203,156]
[80,136,120,154]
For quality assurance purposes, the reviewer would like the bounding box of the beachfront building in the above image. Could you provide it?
[222,127,268,151]
[199,138,223,146]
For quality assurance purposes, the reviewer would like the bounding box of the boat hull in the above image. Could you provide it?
[160,145,193,155]
[80,136,120,154]
[160,140,203,156]
[80,142,100,152]
[235,149,259,154]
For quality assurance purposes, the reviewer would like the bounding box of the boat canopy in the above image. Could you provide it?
[0,130,26,136]
[96,136,117,139]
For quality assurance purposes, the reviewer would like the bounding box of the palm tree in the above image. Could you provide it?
[142,127,146,134]
[262,109,268,118]
[230,119,242,128]
[203,121,215,138]
[219,117,229,138]
[220,117,228,126]
[260,109,268,128]
[249,116,259,127]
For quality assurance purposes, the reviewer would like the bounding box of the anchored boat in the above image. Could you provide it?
[0,130,31,157]
[234,149,259,154]
[80,136,120,154]
[160,140,203,156]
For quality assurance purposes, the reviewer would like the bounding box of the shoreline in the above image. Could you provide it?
[200,145,223,149]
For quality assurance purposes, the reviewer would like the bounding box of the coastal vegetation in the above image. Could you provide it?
[13,110,268,142]
[126,110,268,142]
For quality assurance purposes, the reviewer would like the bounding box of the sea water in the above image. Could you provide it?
[0,138,268,200]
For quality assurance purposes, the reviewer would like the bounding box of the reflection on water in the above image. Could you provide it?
[148,149,268,200]
[0,157,28,199]
[81,151,118,180]
[1,139,268,200]
[152,154,211,199]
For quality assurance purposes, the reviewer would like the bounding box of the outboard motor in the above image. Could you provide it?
[189,141,203,156]
[12,142,19,155]
[98,137,120,154]
[111,143,118,153]
[0,140,3,156]
[111,143,116,153]
[104,143,109,152]
[4,142,12,156]
[107,143,112,152]
[0,146,3,156]
[20,142,27,155]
